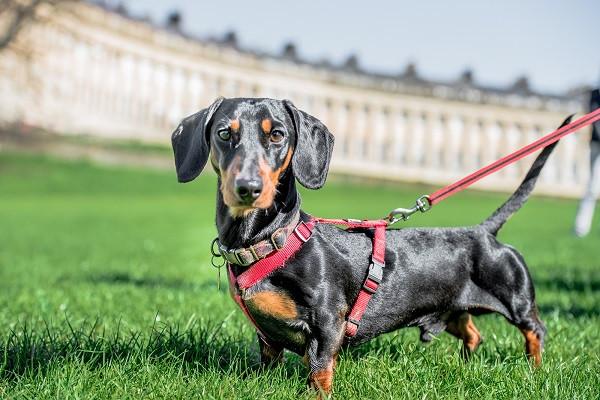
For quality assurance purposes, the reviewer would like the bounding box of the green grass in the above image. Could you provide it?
[0,151,599,399]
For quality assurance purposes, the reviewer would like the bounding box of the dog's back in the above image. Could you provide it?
[349,117,574,360]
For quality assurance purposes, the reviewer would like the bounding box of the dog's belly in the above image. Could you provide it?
[348,279,511,345]
[243,290,307,353]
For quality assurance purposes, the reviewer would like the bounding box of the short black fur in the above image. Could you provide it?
[172,98,563,394]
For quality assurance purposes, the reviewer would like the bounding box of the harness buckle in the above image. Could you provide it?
[362,259,384,294]
[346,317,360,335]
[219,244,245,266]
[248,244,259,261]
[367,259,384,284]
[362,280,378,294]
[270,228,284,250]
[294,221,311,243]
[230,249,244,266]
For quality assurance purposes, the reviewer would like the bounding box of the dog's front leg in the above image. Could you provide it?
[305,321,344,397]
[258,335,284,367]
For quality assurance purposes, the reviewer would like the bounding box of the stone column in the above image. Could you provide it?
[335,101,350,161]
[441,113,462,173]
[461,115,479,172]
[390,109,407,166]
[346,101,362,162]
[414,111,427,168]
[404,109,419,167]
[369,105,386,163]
[423,111,440,169]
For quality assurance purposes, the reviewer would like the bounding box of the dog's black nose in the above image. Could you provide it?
[235,178,262,202]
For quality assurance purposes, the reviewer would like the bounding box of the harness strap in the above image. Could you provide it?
[314,218,388,337]
[227,266,271,343]
[227,218,317,346]
[226,217,388,344]
[236,219,317,290]
[219,214,300,266]
[344,222,386,337]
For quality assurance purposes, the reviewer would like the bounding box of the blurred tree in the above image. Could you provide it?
[512,75,531,94]
[222,30,238,48]
[0,0,74,51]
[282,41,298,61]
[165,10,181,32]
[343,54,360,71]
[460,68,474,85]
[403,62,418,79]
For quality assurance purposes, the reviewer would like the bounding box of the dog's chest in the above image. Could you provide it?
[240,287,307,350]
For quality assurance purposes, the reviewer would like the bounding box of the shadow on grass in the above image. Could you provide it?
[534,275,600,293]
[537,304,599,318]
[81,272,218,291]
[0,318,304,382]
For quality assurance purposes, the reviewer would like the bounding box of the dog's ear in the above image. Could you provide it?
[171,97,224,182]
[284,100,335,189]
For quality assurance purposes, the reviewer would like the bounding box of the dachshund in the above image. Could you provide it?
[172,97,564,395]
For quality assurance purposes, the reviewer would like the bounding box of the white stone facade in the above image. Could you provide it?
[0,2,591,197]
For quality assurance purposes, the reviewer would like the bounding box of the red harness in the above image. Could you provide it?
[225,109,600,344]
[227,217,388,343]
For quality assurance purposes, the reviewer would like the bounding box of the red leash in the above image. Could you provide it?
[225,109,600,343]
[388,108,600,222]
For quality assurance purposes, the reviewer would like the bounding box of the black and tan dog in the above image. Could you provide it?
[172,97,562,395]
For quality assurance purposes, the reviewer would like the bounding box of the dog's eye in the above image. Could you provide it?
[217,128,231,141]
[270,130,285,143]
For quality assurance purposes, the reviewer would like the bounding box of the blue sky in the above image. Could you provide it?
[123,0,600,94]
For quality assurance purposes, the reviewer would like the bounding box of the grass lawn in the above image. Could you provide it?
[0,151,599,399]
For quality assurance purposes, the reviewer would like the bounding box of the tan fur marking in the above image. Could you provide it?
[229,206,256,218]
[464,317,482,351]
[521,329,542,367]
[230,119,240,132]
[246,291,297,319]
[311,370,333,395]
[268,148,294,185]
[279,147,293,172]
[252,149,293,209]
[446,313,482,353]
[261,118,272,134]
[309,358,336,396]
[224,149,295,217]
[254,158,278,209]
[220,156,241,210]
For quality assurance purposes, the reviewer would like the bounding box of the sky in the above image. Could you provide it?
[122,0,600,94]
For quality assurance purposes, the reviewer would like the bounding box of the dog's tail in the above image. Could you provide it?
[480,115,574,235]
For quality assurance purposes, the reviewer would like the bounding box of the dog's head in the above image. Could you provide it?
[171,97,335,217]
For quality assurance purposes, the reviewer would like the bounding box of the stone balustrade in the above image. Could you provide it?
[0,2,590,197]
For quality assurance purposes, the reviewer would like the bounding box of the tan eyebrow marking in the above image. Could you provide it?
[230,119,240,132]
[261,118,272,134]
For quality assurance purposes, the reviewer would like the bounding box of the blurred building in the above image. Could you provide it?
[0,1,591,197]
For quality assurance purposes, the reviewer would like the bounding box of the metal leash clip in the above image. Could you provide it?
[210,238,226,290]
[385,195,431,225]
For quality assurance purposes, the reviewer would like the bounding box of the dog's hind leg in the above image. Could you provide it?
[517,308,545,367]
[446,312,482,358]
[481,247,546,367]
